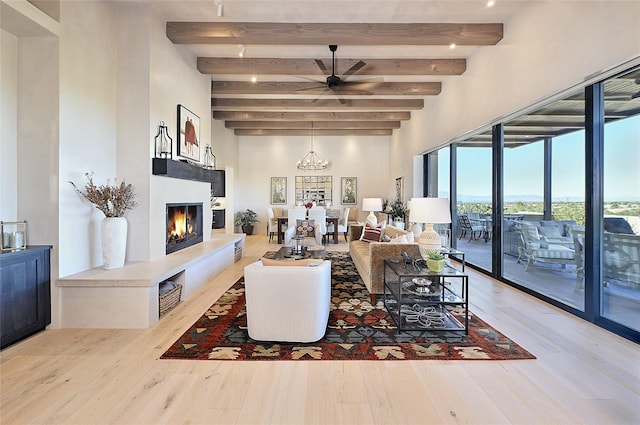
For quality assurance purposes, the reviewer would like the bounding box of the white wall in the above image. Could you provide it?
[236,135,390,228]
[392,1,640,199]
[58,1,118,276]
[57,1,215,271]
[0,29,18,222]
[148,4,213,260]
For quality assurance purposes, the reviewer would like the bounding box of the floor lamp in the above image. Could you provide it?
[408,197,452,260]
[362,198,382,226]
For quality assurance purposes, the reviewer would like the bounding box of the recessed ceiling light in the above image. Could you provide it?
[487,0,496,7]
[251,76,257,83]
[449,43,456,49]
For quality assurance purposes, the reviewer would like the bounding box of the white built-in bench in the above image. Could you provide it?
[56,234,245,328]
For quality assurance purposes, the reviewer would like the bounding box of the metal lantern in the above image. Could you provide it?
[154,121,173,159]
[203,144,216,169]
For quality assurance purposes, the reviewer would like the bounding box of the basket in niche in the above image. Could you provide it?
[159,280,182,317]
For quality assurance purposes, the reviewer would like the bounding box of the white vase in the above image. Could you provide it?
[101,217,127,270]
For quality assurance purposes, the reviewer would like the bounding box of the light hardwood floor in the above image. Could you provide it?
[1,234,639,425]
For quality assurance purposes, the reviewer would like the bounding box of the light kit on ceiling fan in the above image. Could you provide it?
[238,44,245,57]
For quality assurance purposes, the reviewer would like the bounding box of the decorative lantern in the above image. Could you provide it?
[1,220,27,251]
[154,121,173,159]
[203,144,216,169]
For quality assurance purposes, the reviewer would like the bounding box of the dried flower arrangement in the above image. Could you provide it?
[70,172,137,217]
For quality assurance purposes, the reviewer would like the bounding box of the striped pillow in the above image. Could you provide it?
[360,223,383,242]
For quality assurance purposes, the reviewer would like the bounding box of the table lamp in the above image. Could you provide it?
[362,198,382,226]
[408,197,452,260]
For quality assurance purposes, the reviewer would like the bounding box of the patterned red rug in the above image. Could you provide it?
[161,252,535,361]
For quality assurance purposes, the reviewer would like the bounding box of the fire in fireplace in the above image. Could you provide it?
[166,203,203,254]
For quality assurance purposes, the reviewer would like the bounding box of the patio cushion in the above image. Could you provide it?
[538,221,564,239]
[533,244,574,259]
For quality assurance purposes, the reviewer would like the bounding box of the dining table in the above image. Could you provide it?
[276,216,339,244]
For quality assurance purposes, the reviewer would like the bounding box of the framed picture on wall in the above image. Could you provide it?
[341,177,357,205]
[395,176,403,201]
[271,177,287,205]
[177,104,200,162]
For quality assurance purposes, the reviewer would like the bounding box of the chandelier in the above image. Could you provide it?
[296,124,329,171]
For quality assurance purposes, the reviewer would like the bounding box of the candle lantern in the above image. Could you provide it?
[203,144,216,169]
[1,220,27,251]
[154,121,173,159]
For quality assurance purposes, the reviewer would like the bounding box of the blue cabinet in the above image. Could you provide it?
[1,245,52,349]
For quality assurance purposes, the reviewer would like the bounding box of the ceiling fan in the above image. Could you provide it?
[316,44,366,90]
[297,45,379,101]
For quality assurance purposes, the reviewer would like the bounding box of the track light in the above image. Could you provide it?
[216,0,223,17]
[238,44,245,57]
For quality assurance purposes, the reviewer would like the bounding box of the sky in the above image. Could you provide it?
[438,115,640,203]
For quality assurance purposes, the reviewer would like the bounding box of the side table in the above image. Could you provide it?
[383,259,468,334]
[441,247,465,271]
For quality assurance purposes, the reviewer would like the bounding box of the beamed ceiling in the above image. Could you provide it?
[159,0,529,137]
[160,1,639,139]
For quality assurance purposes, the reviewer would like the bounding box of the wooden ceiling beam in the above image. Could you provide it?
[224,121,401,129]
[211,81,440,96]
[167,22,503,45]
[234,129,393,136]
[212,111,411,121]
[198,58,466,75]
[212,98,424,111]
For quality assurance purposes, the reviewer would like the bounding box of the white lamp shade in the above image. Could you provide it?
[409,198,452,260]
[362,198,382,226]
[408,197,451,224]
[362,198,382,212]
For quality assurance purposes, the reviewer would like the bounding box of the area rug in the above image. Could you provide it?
[161,252,535,361]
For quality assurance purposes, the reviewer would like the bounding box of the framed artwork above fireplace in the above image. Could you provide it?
[177,104,200,162]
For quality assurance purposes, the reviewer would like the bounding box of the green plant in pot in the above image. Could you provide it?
[426,251,446,273]
[234,209,258,235]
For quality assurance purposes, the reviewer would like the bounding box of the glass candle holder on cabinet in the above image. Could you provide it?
[1,221,27,251]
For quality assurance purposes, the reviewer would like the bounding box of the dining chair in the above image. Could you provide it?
[307,207,328,244]
[458,214,484,241]
[266,207,278,243]
[337,207,350,242]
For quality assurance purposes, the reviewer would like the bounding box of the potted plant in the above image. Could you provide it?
[426,251,446,273]
[70,172,137,270]
[389,199,407,229]
[234,209,259,235]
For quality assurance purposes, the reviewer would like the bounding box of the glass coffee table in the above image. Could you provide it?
[273,244,326,260]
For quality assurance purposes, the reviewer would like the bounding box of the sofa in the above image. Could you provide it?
[348,223,420,304]
[503,219,580,257]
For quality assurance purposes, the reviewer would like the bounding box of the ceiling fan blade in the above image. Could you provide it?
[342,60,366,79]
[295,83,330,92]
[315,59,330,76]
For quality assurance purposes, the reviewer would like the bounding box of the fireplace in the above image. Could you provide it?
[166,203,203,254]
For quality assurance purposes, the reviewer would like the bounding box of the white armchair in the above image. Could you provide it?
[244,260,332,342]
[307,207,328,243]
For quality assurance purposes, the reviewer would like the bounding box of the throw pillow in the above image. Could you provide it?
[360,223,383,242]
[296,219,315,237]
[261,257,311,267]
[389,234,408,244]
